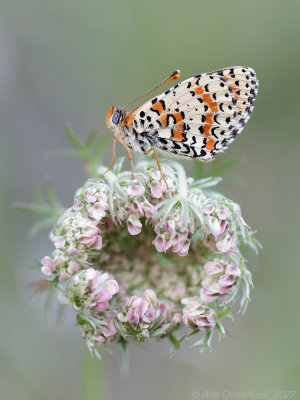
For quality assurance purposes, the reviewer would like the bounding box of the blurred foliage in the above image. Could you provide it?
[14,181,64,237]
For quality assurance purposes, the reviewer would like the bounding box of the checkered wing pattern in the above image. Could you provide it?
[130,66,258,160]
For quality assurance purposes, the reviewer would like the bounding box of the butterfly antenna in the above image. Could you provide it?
[121,69,181,110]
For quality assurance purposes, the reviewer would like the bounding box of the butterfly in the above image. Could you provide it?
[105,67,258,185]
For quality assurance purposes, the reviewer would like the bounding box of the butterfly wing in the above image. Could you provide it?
[126,66,258,161]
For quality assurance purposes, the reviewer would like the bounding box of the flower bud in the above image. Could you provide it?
[182,300,216,331]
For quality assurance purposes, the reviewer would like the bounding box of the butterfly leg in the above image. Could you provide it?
[145,147,169,190]
[103,135,121,175]
[118,129,135,179]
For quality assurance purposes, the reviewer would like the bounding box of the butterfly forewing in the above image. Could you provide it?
[131,66,258,160]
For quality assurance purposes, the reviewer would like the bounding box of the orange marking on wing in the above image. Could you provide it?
[159,114,168,127]
[195,86,204,95]
[202,93,218,113]
[173,112,184,123]
[222,76,242,110]
[230,87,242,111]
[124,110,137,129]
[206,113,213,125]
[203,124,210,136]
[206,138,215,151]
[210,102,218,113]
[151,101,164,115]
[173,123,185,142]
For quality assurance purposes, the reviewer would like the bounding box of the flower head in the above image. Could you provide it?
[38,159,258,358]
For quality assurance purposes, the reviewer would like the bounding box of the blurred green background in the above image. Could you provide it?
[1,0,299,399]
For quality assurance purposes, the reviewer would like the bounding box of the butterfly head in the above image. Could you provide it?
[106,105,125,130]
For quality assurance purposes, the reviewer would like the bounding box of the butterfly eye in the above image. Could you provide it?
[112,110,122,125]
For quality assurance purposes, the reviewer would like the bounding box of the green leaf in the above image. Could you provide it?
[168,332,186,350]
[65,124,84,150]
[28,216,57,237]
[216,306,231,319]
[45,180,63,209]
[191,176,222,189]
[32,182,45,205]
[15,181,64,235]
[86,129,99,149]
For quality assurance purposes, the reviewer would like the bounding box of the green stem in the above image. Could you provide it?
[171,162,187,197]
[81,345,105,400]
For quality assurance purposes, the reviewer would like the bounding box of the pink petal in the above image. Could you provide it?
[59,273,68,282]
[54,236,65,249]
[127,185,144,196]
[92,235,103,250]
[41,256,56,270]
[67,260,80,274]
[226,264,241,277]
[95,301,109,311]
[96,288,113,302]
[153,235,166,252]
[41,266,52,275]
[150,182,163,198]
[143,203,157,218]
[127,218,142,235]
[204,261,223,276]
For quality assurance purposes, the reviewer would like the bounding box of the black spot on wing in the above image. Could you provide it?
[182,144,190,154]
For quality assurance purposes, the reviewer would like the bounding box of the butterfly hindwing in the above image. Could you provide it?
[131,66,258,160]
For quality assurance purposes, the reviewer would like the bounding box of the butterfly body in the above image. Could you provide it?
[105,66,258,171]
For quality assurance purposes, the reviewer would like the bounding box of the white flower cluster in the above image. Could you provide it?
[40,159,259,358]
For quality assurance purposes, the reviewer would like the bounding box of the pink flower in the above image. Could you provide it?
[41,256,58,275]
[165,220,176,235]
[207,216,223,237]
[201,261,241,301]
[67,260,80,274]
[59,273,68,281]
[53,236,65,249]
[142,202,157,218]
[204,261,223,276]
[127,216,142,235]
[127,185,145,197]
[73,202,83,211]
[92,235,103,250]
[150,182,165,198]
[94,318,117,343]
[87,189,97,203]
[79,224,102,249]
[201,283,221,302]
[218,264,241,294]
[153,234,167,252]
[124,290,157,325]
[90,202,107,219]
[203,205,215,215]
[177,240,190,257]
[216,207,230,220]
[226,264,241,277]
[87,269,119,310]
[182,301,216,331]
[216,234,233,253]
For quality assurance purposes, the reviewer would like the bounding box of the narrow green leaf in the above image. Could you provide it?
[32,182,45,205]
[86,129,99,149]
[28,216,57,237]
[45,180,62,209]
[65,125,84,150]
[92,133,111,162]
[216,306,231,319]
